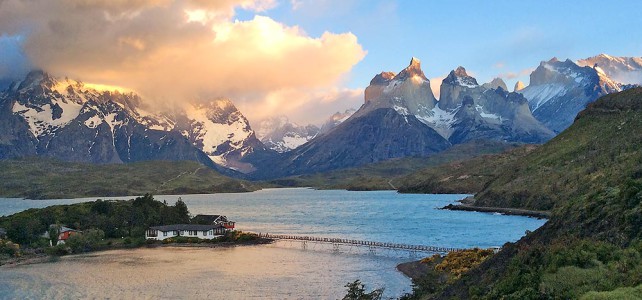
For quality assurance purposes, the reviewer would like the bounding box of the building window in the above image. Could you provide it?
[163,231,167,236]
[203,231,208,236]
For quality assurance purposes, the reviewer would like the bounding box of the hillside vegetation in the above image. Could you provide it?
[471,88,642,211]
[418,88,642,299]
[0,158,258,199]
[270,140,520,191]
[396,145,537,194]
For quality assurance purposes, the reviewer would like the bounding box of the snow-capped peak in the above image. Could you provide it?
[256,116,320,153]
[577,54,642,85]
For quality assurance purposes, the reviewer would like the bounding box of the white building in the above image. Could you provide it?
[145,224,226,241]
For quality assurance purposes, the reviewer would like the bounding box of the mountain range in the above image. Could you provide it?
[520,57,622,133]
[0,71,272,174]
[578,53,642,85]
[0,54,639,178]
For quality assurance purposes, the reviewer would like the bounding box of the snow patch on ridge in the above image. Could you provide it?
[416,106,458,137]
[476,105,502,122]
[456,77,478,88]
[84,115,103,128]
[282,136,309,150]
[520,84,568,111]
[185,104,252,154]
[12,99,83,137]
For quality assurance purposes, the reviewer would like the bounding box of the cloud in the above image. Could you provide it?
[0,0,366,124]
[243,87,363,125]
[497,68,534,80]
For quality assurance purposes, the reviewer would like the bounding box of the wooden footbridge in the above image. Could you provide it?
[257,233,464,254]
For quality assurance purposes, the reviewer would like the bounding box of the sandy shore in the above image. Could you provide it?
[1,253,51,268]
[1,238,274,268]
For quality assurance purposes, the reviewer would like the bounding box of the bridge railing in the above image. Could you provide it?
[256,233,465,253]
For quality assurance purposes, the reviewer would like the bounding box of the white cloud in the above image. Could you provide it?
[0,0,366,124]
[497,68,534,80]
[240,87,363,125]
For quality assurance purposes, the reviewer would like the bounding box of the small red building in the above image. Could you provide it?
[43,225,80,246]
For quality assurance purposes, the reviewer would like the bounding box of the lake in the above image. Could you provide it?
[0,188,546,299]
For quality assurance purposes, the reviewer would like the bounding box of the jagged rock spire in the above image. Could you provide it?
[394,57,428,81]
[483,78,508,91]
[453,66,469,77]
[443,66,478,87]
[514,81,526,92]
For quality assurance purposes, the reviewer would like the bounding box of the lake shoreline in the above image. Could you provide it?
[397,260,430,280]
[442,196,551,219]
[0,238,275,268]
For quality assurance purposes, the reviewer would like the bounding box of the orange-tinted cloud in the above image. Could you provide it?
[497,68,534,80]
[243,87,363,125]
[0,0,366,124]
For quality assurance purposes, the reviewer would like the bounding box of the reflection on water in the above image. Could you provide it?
[0,245,410,299]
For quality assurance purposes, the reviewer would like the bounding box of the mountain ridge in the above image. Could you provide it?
[0,70,274,174]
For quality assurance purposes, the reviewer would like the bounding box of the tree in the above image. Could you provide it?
[174,197,190,224]
[342,280,384,300]
[48,224,61,246]
[65,229,105,253]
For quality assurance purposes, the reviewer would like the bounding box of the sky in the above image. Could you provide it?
[1,0,642,126]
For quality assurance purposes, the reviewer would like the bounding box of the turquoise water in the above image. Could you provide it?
[0,188,546,298]
[0,188,546,248]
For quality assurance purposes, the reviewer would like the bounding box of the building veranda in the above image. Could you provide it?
[145,224,227,241]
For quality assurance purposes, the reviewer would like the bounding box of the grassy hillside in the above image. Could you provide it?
[410,88,642,299]
[470,88,642,211]
[269,140,521,191]
[0,158,258,199]
[396,145,537,194]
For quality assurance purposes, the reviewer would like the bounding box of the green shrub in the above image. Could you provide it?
[539,265,612,298]
[65,229,105,253]
[580,284,642,300]
[45,244,71,256]
[0,239,20,257]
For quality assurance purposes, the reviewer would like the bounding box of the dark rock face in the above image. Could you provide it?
[438,69,554,144]
[0,94,38,159]
[443,66,479,87]
[447,90,553,144]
